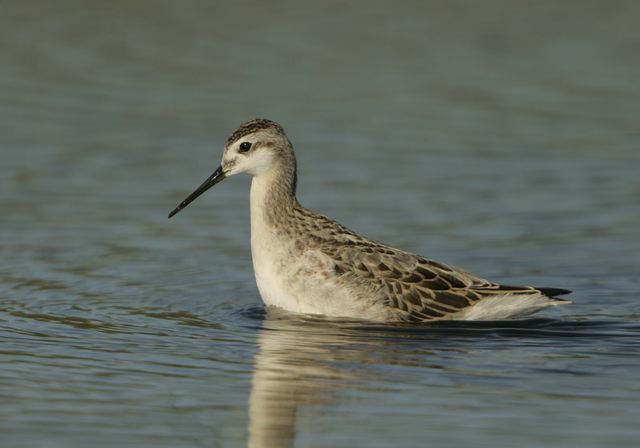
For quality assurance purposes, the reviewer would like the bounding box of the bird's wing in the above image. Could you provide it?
[320,240,560,321]
[301,210,569,321]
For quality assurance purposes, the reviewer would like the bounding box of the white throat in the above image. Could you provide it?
[249,167,297,309]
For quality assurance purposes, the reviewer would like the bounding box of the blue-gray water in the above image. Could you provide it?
[1,1,639,447]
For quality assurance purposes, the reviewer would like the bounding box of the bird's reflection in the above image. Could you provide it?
[248,313,361,447]
[247,314,586,447]
[247,310,448,448]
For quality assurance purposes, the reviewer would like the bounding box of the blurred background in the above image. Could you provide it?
[1,1,639,447]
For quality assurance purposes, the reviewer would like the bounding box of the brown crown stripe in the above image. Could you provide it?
[226,118,284,145]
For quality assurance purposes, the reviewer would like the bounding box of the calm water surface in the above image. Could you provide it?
[1,1,639,447]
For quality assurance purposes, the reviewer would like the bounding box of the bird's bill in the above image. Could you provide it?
[168,166,226,218]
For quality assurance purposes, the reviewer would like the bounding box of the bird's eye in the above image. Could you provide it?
[239,142,252,153]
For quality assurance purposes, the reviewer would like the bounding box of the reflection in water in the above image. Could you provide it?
[248,315,361,447]
[247,311,446,448]
[247,314,640,447]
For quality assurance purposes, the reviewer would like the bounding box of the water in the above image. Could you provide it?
[1,1,639,447]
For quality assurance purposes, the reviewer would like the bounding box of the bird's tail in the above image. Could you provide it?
[537,287,572,304]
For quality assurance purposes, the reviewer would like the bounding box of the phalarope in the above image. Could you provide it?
[169,119,571,322]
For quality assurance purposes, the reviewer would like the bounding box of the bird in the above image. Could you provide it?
[168,118,571,322]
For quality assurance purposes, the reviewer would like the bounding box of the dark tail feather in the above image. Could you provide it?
[538,287,572,297]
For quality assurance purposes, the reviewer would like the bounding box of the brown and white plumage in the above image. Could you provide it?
[169,118,571,322]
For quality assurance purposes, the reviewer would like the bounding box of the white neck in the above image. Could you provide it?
[249,170,275,232]
[249,157,297,228]
[249,162,298,308]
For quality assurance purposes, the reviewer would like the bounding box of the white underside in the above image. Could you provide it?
[450,294,568,321]
[250,174,393,321]
[263,291,566,322]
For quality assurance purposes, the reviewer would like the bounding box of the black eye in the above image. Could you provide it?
[239,142,252,153]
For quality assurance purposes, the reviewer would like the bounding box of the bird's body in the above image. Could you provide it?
[169,119,571,322]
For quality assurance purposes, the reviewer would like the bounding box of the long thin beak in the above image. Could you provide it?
[168,166,226,218]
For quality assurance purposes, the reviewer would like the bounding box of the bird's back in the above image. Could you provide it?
[278,205,571,322]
